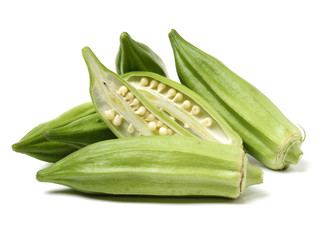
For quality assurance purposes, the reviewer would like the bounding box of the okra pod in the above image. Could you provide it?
[169,29,304,170]
[37,136,263,198]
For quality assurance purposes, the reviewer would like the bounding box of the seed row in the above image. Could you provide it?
[117,85,175,135]
[138,77,213,128]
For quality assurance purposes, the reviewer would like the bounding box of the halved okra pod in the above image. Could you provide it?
[37,136,263,198]
[83,47,191,138]
[122,71,242,146]
[116,32,168,77]
[169,29,304,170]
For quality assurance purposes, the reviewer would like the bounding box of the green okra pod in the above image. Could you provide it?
[169,29,304,170]
[83,47,192,138]
[37,136,263,198]
[12,102,97,162]
[116,32,168,77]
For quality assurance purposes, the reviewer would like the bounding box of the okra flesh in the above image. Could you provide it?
[116,32,168,77]
[122,71,242,146]
[83,47,192,139]
[37,136,263,198]
[169,29,303,170]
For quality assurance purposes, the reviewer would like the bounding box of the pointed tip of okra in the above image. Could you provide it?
[11,142,29,153]
[11,143,19,152]
[169,29,181,39]
[120,32,130,39]
[82,46,109,82]
[36,168,51,182]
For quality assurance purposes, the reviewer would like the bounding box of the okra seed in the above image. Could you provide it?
[135,106,146,116]
[173,93,183,102]
[149,80,158,89]
[157,83,166,93]
[140,77,149,86]
[167,88,176,99]
[184,123,190,128]
[105,109,115,120]
[181,100,191,109]
[167,129,174,135]
[124,92,134,101]
[130,98,139,107]
[191,105,200,115]
[201,117,212,127]
[157,121,164,128]
[148,122,157,131]
[170,116,175,121]
[145,114,155,122]
[128,124,134,133]
[113,115,123,126]
[159,127,168,135]
[118,86,128,96]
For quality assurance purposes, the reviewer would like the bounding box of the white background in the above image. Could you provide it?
[1,0,324,239]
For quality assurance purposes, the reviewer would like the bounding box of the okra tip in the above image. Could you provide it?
[120,32,130,39]
[168,29,181,40]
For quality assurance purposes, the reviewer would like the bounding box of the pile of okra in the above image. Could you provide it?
[12,30,304,199]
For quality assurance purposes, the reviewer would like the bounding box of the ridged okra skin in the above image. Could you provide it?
[83,47,192,138]
[116,32,168,77]
[37,136,263,198]
[122,71,242,146]
[12,102,97,162]
[45,113,116,149]
[169,29,304,170]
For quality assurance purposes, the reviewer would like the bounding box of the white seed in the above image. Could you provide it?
[157,83,166,93]
[181,100,191,109]
[139,77,149,86]
[170,116,175,121]
[135,106,146,116]
[156,121,164,128]
[149,80,158,89]
[173,133,179,136]
[124,92,134,101]
[105,109,115,120]
[138,132,143,136]
[191,105,200,115]
[173,93,183,102]
[201,117,212,127]
[118,86,128,96]
[148,122,157,131]
[167,129,174,135]
[167,88,176,99]
[145,114,155,122]
[159,127,168,135]
[128,124,134,133]
[130,98,139,107]
[184,123,190,128]
[113,115,123,126]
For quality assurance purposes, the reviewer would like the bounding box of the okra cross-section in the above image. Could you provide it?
[122,72,242,146]
[37,136,263,198]
[82,47,191,138]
